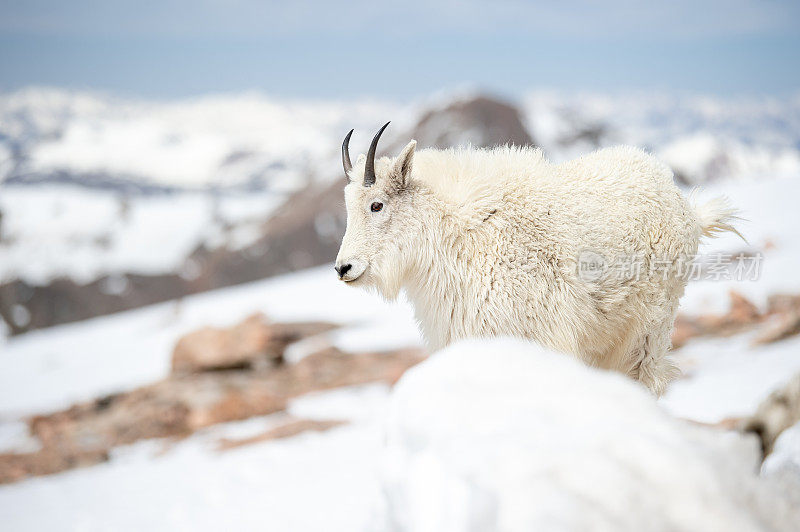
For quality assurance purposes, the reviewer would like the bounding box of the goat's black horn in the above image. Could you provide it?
[342,129,354,179]
[364,121,390,187]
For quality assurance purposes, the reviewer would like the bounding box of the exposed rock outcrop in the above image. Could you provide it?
[744,373,800,456]
[671,292,800,349]
[404,95,534,150]
[171,313,337,373]
[671,291,763,348]
[0,315,426,484]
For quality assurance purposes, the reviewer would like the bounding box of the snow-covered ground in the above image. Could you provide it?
[0,408,391,531]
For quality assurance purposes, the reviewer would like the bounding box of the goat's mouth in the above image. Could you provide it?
[342,271,365,283]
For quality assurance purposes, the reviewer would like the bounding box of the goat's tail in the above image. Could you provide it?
[689,190,745,242]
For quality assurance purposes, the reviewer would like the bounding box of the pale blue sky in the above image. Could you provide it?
[1,0,799,98]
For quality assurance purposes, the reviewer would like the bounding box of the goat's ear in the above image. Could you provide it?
[391,140,416,190]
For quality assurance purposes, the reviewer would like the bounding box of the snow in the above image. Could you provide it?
[378,338,796,532]
[656,177,800,421]
[0,421,41,454]
[661,334,800,423]
[0,266,420,418]
[0,423,386,532]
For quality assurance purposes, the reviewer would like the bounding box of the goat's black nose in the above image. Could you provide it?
[335,263,352,279]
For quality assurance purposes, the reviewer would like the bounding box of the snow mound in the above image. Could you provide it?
[380,338,799,532]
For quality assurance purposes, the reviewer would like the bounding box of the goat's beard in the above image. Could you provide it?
[367,250,406,302]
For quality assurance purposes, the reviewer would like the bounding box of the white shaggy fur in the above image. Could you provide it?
[336,142,739,395]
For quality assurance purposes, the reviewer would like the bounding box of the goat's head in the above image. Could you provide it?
[335,122,418,292]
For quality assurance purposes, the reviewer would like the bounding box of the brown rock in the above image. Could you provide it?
[672,291,800,348]
[671,291,763,348]
[742,373,800,456]
[3,346,425,484]
[170,314,338,374]
[725,291,761,325]
[407,95,535,150]
[171,313,274,373]
[671,314,702,349]
[766,294,800,316]
[0,448,109,484]
[753,312,800,346]
[751,293,800,345]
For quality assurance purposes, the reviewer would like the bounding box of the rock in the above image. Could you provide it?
[726,291,762,324]
[671,290,763,348]
[406,95,535,150]
[753,312,800,345]
[171,313,274,373]
[170,314,338,373]
[673,291,800,349]
[670,314,702,349]
[0,448,109,485]
[743,373,800,456]
[1,346,425,484]
[694,290,763,335]
[753,294,800,345]
[767,294,800,315]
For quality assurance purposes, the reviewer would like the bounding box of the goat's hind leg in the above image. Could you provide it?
[626,311,681,396]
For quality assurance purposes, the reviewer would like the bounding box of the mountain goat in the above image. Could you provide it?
[334,123,740,395]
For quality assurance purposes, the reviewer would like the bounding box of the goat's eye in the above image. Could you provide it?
[370,202,383,212]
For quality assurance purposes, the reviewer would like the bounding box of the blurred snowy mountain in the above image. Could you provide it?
[0,88,400,191]
[523,91,800,184]
[2,88,799,190]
